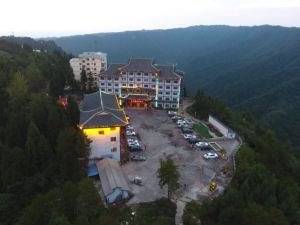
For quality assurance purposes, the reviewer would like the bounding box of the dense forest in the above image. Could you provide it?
[184,90,300,225]
[0,39,176,225]
[48,25,300,152]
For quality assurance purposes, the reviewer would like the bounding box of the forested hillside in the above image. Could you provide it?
[184,90,300,225]
[48,25,300,151]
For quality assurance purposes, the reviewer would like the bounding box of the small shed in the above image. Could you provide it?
[97,158,132,204]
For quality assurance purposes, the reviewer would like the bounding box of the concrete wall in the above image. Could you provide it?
[83,127,121,161]
[208,115,230,137]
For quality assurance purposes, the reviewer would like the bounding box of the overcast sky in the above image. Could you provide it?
[1,0,300,38]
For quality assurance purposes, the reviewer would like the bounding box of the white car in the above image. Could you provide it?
[127,125,134,130]
[126,130,136,136]
[176,120,186,125]
[203,152,218,159]
[195,142,209,147]
[183,134,196,139]
[128,139,139,146]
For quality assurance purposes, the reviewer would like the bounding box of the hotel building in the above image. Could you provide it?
[99,58,183,109]
[70,52,108,87]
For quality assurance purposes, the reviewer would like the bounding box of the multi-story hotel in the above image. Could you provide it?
[99,58,183,109]
[70,52,108,87]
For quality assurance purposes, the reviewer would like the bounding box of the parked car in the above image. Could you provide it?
[126,130,136,136]
[203,152,218,159]
[183,134,196,139]
[128,141,140,147]
[131,155,146,161]
[189,138,202,144]
[195,142,209,147]
[172,116,182,122]
[126,125,134,130]
[168,111,178,117]
[128,145,143,152]
[178,123,189,128]
[181,128,193,134]
[176,120,186,125]
[199,146,213,151]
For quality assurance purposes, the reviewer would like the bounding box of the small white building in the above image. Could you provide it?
[208,115,236,139]
[70,52,108,84]
[80,90,128,161]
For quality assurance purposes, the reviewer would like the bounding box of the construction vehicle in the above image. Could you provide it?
[209,180,217,192]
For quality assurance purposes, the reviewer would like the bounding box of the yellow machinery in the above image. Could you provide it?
[209,180,217,192]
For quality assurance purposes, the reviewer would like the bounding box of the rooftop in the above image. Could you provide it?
[100,58,182,79]
[80,90,127,128]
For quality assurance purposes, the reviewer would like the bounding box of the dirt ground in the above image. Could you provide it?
[122,109,240,205]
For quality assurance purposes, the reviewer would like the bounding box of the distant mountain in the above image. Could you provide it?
[47,25,300,151]
[0,36,62,53]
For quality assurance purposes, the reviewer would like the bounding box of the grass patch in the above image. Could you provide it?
[193,123,211,138]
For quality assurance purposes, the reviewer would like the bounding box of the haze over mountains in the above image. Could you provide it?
[47,25,300,150]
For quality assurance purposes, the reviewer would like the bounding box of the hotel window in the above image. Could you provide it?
[158,97,163,100]
[87,68,90,71]
[92,58,95,60]
[165,97,170,101]
[107,77,112,80]
[115,89,119,93]
[121,71,126,75]
[137,72,141,76]
[129,72,134,75]
[144,79,148,82]
[114,77,119,81]
[159,85,163,89]
[173,97,177,101]
[158,91,163,95]
[79,63,82,65]
[144,84,148,88]
[166,80,171,83]
[115,83,119,87]
[101,88,105,91]
[151,85,155,88]
[86,58,89,61]
[166,92,170,95]
[100,83,105,86]
[87,63,90,65]
[173,92,178,95]
[107,83,112,86]
[173,86,178,90]
[94,68,96,71]
[98,130,104,135]
[166,86,170,89]
[137,78,141,82]
[129,84,133,87]
[82,60,85,63]
[152,79,156,82]
[111,137,116,142]
[174,80,178,84]
[122,83,126,87]
[122,78,126,81]
[111,147,117,152]
[129,78,134,81]
[108,88,112,92]
[100,77,105,80]
[144,73,148,76]
[172,104,177,108]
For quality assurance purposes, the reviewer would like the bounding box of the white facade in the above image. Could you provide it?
[70,52,108,81]
[83,127,121,161]
[208,115,236,139]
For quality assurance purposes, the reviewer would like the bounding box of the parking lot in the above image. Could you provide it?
[122,109,240,205]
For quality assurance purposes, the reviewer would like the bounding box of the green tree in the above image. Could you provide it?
[157,157,180,200]
[6,72,29,110]
[25,63,47,93]
[66,96,80,127]
[56,128,89,182]
[25,121,51,175]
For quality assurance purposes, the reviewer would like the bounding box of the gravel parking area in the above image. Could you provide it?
[122,109,240,205]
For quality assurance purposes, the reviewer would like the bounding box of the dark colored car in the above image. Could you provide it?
[188,138,202,144]
[199,146,213,151]
[128,145,143,152]
[181,127,193,134]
